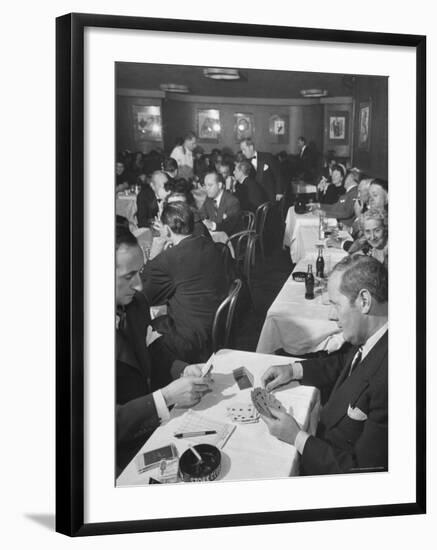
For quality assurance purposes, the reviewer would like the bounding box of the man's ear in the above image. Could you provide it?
[357,288,372,314]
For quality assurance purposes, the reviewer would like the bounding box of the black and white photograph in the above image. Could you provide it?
[114,62,389,486]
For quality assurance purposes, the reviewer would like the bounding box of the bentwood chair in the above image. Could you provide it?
[240,210,255,232]
[211,278,243,353]
[254,201,272,263]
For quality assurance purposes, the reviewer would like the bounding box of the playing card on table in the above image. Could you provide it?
[226,401,260,424]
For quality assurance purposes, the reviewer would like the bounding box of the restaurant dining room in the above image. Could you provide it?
[114,62,389,485]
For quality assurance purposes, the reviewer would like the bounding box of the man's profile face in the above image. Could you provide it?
[234,165,244,183]
[116,162,125,176]
[204,173,222,199]
[116,244,144,306]
[328,271,364,346]
[297,138,304,149]
[240,141,254,159]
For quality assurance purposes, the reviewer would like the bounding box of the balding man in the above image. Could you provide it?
[137,171,174,228]
[200,172,241,235]
[261,255,388,476]
[233,160,266,212]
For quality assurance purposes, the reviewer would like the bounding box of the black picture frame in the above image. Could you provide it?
[56,12,426,537]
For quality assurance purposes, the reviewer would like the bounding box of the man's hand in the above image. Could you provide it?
[261,407,301,446]
[182,364,204,377]
[353,198,364,217]
[161,377,211,408]
[261,364,294,391]
[275,194,284,201]
[203,219,215,231]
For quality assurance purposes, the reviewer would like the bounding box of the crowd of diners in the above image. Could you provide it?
[115,131,389,478]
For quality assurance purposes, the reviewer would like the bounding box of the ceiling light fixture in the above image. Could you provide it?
[203,68,240,80]
[160,83,190,93]
[300,89,328,98]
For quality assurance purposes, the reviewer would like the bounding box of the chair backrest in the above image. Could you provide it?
[240,210,255,231]
[255,201,271,236]
[211,278,243,353]
[226,229,255,264]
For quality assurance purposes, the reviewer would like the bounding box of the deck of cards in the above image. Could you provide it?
[233,366,254,389]
[251,387,286,419]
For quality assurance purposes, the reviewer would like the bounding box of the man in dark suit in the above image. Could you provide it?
[321,169,360,227]
[115,227,211,475]
[296,136,318,181]
[233,159,266,212]
[240,138,284,202]
[200,171,241,235]
[261,255,388,475]
[141,202,228,367]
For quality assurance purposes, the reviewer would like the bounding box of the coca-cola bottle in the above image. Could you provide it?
[305,264,315,300]
[316,247,325,278]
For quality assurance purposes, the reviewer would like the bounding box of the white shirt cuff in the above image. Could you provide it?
[294,430,310,454]
[292,362,303,380]
[152,390,171,423]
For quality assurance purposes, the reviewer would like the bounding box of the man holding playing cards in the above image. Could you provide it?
[261,255,388,476]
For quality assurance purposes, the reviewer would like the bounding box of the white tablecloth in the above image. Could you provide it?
[283,207,338,264]
[116,349,320,486]
[116,193,137,225]
[256,250,347,356]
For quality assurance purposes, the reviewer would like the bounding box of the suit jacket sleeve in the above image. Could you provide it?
[301,347,353,394]
[216,195,241,234]
[301,367,388,475]
[265,153,284,195]
[116,393,160,444]
[247,179,265,210]
[141,252,175,305]
[322,189,357,220]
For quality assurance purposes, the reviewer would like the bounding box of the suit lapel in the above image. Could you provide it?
[322,332,388,430]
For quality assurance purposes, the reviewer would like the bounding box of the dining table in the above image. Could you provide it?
[116,349,320,486]
[116,192,138,226]
[283,206,338,264]
[256,248,347,356]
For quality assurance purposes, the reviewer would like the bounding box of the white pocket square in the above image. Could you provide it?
[347,405,368,421]
[263,163,269,171]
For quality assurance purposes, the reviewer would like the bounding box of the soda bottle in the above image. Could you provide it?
[316,247,325,278]
[305,264,315,300]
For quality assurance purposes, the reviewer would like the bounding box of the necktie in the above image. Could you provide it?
[349,346,363,376]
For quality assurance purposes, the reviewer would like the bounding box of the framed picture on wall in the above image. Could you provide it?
[234,112,255,141]
[358,101,371,150]
[268,114,289,144]
[328,111,349,144]
[197,108,221,141]
[132,105,162,142]
[56,12,425,537]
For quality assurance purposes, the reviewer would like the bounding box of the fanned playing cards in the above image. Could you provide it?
[251,387,286,419]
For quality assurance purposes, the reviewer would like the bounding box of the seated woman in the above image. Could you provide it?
[330,208,388,267]
[141,202,228,366]
[317,164,346,204]
[358,207,388,266]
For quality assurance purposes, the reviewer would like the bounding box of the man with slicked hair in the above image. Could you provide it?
[261,255,388,475]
